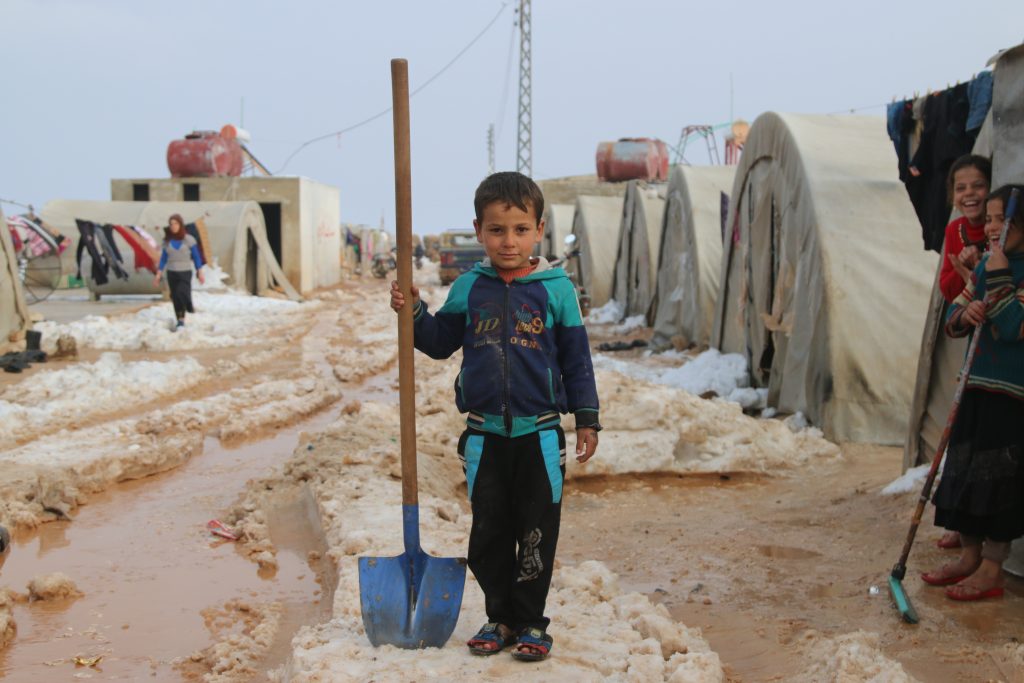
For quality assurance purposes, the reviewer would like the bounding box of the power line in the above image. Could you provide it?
[276,2,510,174]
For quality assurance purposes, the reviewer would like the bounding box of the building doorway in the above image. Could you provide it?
[259,202,282,267]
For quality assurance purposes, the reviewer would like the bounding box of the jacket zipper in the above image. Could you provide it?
[503,282,513,436]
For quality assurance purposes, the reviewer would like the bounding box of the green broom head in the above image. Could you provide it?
[888,574,919,624]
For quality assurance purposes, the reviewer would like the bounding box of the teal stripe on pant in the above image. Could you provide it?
[539,429,563,503]
[464,434,485,498]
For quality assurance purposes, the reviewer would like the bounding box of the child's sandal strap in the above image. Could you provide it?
[467,622,513,656]
[512,627,553,661]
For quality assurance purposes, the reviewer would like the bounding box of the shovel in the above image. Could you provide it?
[358,58,467,649]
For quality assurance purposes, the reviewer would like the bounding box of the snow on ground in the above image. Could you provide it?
[880,464,932,496]
[250,389,724,682]
[586,299,625,324]
[592,348,811,427]
[0,353,206,449]
[609,314,648,335]
[798,630,919,682]
[34,292,322,352]
[575,368,837,476]
[0,366,340,529]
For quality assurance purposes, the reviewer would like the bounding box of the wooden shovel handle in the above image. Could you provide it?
[392,59,418,507]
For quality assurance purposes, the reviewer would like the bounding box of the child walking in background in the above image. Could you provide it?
[923,184,1024,601]
[389,172,600,661]
[934,154,991,551]
[154,213,205,330]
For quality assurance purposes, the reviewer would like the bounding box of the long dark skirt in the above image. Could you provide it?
[166,269,195,320]
[933,388,1024,542]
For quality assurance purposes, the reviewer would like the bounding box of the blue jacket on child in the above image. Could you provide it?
[413,258,600,437]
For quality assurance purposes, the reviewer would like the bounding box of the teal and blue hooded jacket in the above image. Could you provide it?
[413,258,600,437]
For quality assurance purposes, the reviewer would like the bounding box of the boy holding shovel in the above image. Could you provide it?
[389,171,600,661]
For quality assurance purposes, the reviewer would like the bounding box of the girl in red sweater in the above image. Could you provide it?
[939,155,992,304]
[935,155,991,552]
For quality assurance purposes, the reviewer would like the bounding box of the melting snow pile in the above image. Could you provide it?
[265,391,725,682]
[587,299,626,324]
[880,464,931,496]
[27,572,83,601]
[608,314,648,335]
[593,348,772,413]
[799,630,919,682]
[0,353,206,448]
[581,366,837,476]
[34,292,321,352]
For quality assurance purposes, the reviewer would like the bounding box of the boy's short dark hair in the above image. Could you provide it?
[987,184,1024,226]
[474,172,545,224]
[946,154,992,205]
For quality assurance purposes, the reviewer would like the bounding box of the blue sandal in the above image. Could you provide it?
[467,622,515,656]
[511,627,553,661]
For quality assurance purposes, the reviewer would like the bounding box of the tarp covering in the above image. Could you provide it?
[710,112,937,444]
[904,43,1024,469]
[650,165,735,349]
[570,195,624,310]
[542,203,574,260]
[0,209,31,349]
[40,201,300,301]
[611,181,665,319]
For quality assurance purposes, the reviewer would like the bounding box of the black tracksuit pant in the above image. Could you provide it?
[166,270,195,320]
[458,425,565,632]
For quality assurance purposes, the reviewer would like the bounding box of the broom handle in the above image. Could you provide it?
[392,59,418,510]
[893,188,1020,578]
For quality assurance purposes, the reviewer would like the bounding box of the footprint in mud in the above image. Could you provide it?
[756,545,822,560]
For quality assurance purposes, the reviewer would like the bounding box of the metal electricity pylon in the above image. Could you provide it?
[516,0,532,176]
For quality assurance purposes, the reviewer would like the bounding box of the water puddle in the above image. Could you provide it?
[0,408,340,681]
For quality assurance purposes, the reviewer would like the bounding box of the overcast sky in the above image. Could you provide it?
[2,0,1022,233]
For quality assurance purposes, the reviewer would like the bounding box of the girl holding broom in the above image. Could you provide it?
[922,184,1024,601]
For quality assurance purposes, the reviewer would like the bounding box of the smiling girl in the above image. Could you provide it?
[939,155,992,304]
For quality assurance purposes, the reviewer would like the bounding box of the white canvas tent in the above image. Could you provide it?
[569,195,624,310]
[611,181,666,320]
[542,203,574,260]
[710,112,937,444]
[650,165,735,349]
[1,208,32,350]
[40,200,299,301]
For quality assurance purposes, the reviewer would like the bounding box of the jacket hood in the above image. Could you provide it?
[472,256,567,281]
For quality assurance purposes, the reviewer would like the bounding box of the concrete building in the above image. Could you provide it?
[111,176,340,293]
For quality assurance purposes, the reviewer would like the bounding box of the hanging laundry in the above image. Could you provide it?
[112,224,158,274]
[96,224,130,280]
[129,224,160,251]
[966,70,993,132]
[886,82,981,252]
[75,219,110,286]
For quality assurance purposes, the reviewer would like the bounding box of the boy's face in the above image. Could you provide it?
[473,201,544,271]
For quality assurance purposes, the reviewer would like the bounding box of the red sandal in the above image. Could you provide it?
[945,584,1004,601]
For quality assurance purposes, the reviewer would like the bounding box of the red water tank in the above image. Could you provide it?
[167,128,244,178]
[595,138,670,182]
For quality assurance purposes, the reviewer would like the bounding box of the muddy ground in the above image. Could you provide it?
[0,274,1021,682]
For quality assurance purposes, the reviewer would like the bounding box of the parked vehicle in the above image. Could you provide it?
[438,229,485,286]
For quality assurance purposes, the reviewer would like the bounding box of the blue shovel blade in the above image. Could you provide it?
[359,549,466,649]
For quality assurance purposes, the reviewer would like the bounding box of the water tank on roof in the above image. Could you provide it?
[167,127,244,178]
[595,138,669,182]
